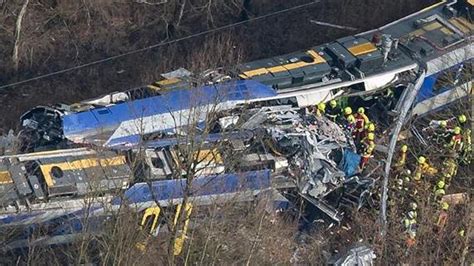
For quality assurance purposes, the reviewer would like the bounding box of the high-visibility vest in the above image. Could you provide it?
[398,151,407,165]
[363,141,375,156]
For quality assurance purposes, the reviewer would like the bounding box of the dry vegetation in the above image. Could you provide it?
[0,0,436,131]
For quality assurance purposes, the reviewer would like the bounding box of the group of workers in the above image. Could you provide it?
[314,100,376,170]
[394,113,470,248]
[432,114,472,164]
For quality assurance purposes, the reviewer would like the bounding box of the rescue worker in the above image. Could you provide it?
[407,210,417,220]
[397,169,414,200]
[393,177,408,205]
[403,216,417,230]
[446,126,463,152]
[360,132,375,151]
[343,106,353,119]
[457,114,467,128]
[403,212,417,239]
[441,158,458,184]
[360,133,375,169]
[345,114,356,132]
[326,100,341,122]
[435,202,449,232]
[395,178,404,191]
[354,107,370,142]
[315,102,326,117]
[434,120,450,144]
[406,230,416,248]
[381,87,395,110]
[413,156,438,182]
[395,144,408,168]
[461,128,472,165]
[364,122,375,138]
[434,180,446,201]
[402,169,418,198]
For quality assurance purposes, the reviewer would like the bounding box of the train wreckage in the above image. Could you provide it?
[1,105,375,249]
[0,0,472,254]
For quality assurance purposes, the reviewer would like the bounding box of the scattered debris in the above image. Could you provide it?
[328,244,376,266]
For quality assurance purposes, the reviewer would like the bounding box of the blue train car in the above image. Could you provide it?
[1,170,272,250]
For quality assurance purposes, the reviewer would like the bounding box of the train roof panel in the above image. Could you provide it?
[360,0,472,62]
[237,1,472,93]
[63,80,276,144]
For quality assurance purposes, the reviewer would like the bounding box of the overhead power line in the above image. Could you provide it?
[0,1,320,90]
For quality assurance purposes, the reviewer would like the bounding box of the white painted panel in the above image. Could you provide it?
[364,72,397,91]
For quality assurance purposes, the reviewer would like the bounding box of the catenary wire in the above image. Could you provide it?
[0,1,320,90]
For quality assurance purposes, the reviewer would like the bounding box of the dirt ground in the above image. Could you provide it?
[0,0,436,131]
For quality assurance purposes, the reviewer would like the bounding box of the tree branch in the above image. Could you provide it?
[12,0,29,72]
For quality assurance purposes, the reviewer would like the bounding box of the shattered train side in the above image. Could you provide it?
[223,106,375,221]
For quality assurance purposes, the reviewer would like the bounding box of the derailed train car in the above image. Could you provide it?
[1,106,369,250]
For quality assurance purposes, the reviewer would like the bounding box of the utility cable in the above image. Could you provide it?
[0,1,320,90]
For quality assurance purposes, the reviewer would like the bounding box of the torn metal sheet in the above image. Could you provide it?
[329,244,376,266]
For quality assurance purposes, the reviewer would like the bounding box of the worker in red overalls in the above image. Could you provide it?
[354,107,370,143]
[446,126,463,152]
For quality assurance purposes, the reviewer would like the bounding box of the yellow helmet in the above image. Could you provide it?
[347,114,355,123]
[344,107,353,115]
[437,180,445,188]
[401,144,408,152]
[330,100,337,108]
[441,201,449,210]
[454,126,461,134]
[318,102,326,111]
[409,202,417,210]
[367,132,375,141]
[458,114,467,123]
[440,120,447,128]
[367,123,375,132]
[418,156,426,164]
[357,107,365,114]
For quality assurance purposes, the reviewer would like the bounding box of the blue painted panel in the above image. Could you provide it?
[416,73,438,103]
[112,170,271,205]
[0,211,46,225]
[62,110,100,137]
[63,80,276,142]
[416,60,472,103]
[92,106,129,129]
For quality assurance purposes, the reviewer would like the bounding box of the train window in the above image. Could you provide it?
[151,156,165,169]
[50,166,64,179]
